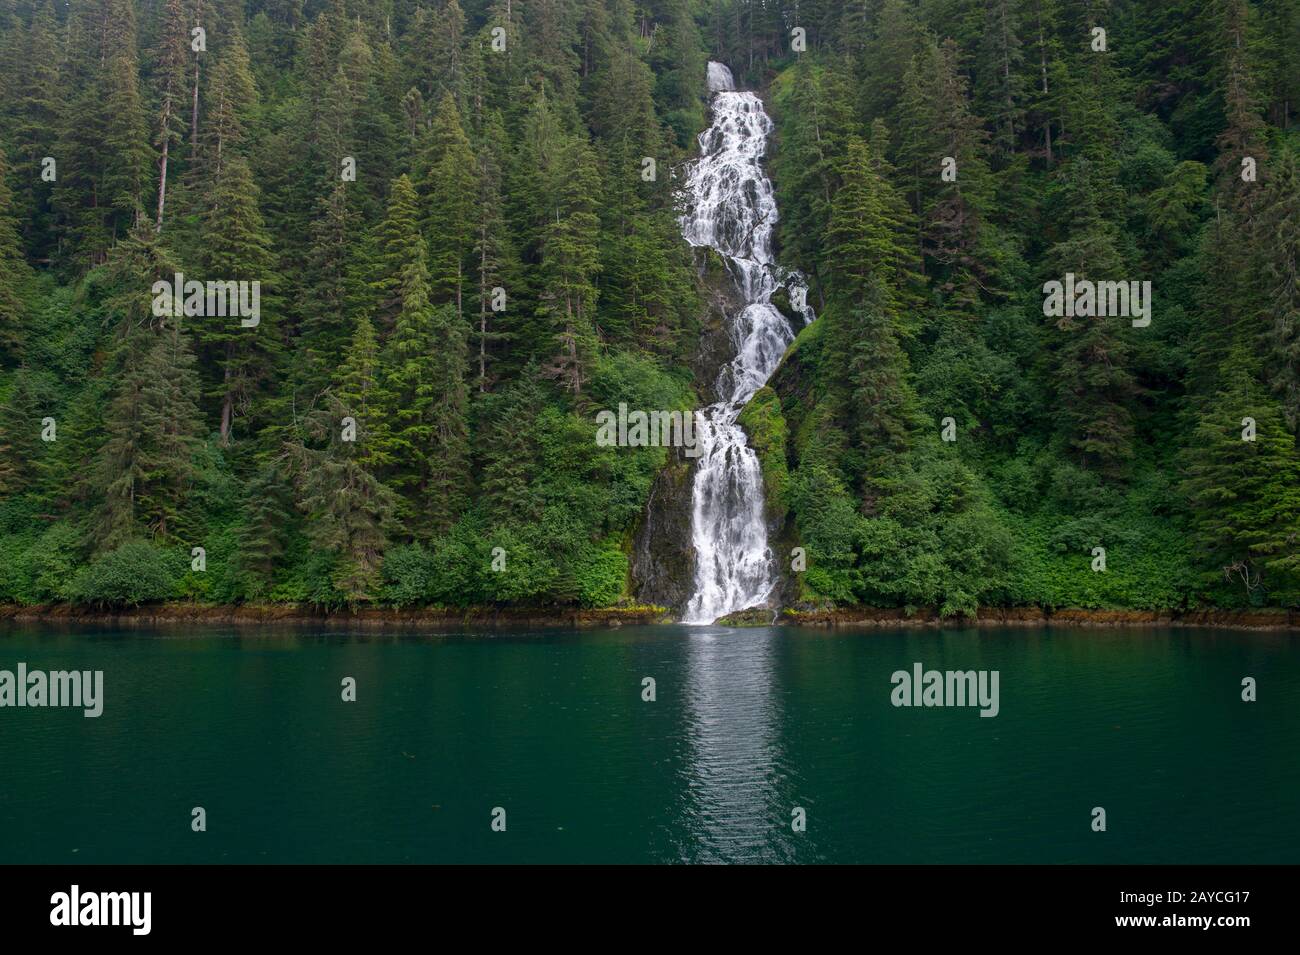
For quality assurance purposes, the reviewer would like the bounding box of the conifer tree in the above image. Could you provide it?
[365,174,425,335]
[196,154,277,445]
[336,311,382,464]
[823,137,920,315]
[824,138,922,509]
[422,94,479,314]
[154,0,190,230]
[1024,0,1063,167]
[538,137,603,395]
[426,302,471,533]
[280,397,398,604]
[479,372,546,522]
[190,32,257,193]
[774,57,856,281]
[379,247,438,492]
[12,0,60,258]
[408,0,466,106]
[1183,346,1300,601]
[229,465,294,599]
[898,37,998,306]
[300,178,359,388]
[130,328,206,539]
[1257,150,1300,429]
[55,0,152,266]
[860,0,922,125]
[977,0,1027,160]
[93,224,204,548]
[189,0,206,148]
[849,290,920,502]
[659,0,706,145]
[102,54,153,222]
[1213,0,1268,206]
[1042,160,1136,472]
[473,116,517,390]
[320,29,369,168]
[0,369,54,496]
[0,148,29,355]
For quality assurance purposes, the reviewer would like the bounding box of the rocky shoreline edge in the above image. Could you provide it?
[1,603,1297,631]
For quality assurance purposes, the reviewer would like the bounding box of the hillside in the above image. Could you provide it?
[1,0,1298,617]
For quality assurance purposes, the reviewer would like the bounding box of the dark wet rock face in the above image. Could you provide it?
[690,252,744,398]
[631,249,742,615]
[630,449,696,611]
[714,607,781,627]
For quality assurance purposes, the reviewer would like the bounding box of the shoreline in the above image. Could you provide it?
[779,605,1299,631]
[1,602,1297,631]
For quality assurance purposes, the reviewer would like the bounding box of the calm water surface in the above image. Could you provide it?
[1,623,1296,864]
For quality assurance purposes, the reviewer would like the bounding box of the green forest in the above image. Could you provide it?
[0,0,1298,615]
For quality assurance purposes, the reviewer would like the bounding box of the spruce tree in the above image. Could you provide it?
[1257,150,1300,430]
[365,174,425,335]
[898,37,998,307]
[280,397,397,605]
[336,311,383,469]
[300,178,359,390]
[1042,160,1136,472]
[426,301,471,533]
[54,0,152,266]
[196,154,277,445]
[422,94,479,314]
[823,137,920,315]
[153,0,190,230]
[0,147,29,356]
[472,115,517,390]
[1183,346,1300,602]
[190,32,257,193]
[538,137,603,395]
[12,0,60,259]
[229,465,294,600]
[479,372,546,522]
[824,137,922,510]
[977,0,1027,160]
[93,224,204,548]
[101,53,153,224]
[378,240,439,519]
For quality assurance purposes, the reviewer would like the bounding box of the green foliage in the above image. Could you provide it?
[1182,348,1300,604]
[380,542,435,607]
[737,385,790,521]
[66,540,179,608]
[570,541,629,608]
[2,0,1298,617]
[758,1,1300,615]
[0,521,82,604]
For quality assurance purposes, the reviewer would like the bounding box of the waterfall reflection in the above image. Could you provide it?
[668,627,798,862]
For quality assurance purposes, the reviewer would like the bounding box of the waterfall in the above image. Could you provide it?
[679,62,815,626]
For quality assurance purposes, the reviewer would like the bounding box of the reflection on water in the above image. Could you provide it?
[674,627,798,862]
[0,623,1296,864]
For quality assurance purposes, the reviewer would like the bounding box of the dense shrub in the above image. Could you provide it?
[65,541,179,608]
[381,543,434,607]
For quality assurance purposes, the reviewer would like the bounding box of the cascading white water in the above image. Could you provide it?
[679,62,815,626]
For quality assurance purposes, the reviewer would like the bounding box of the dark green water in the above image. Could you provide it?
[0,623,1296,864]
